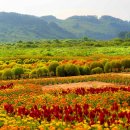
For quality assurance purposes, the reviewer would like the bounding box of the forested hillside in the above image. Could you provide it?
[0,12,130,41]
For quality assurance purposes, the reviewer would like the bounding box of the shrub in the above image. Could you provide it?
[24,59,37,64]
[91,67,103,74]
[12,67,24,79]
[121,59,130,70]
[79,66,90,75]
[0,71,2,79]
[56,65,65,77]
[48,61,59,76]
[110,61,121,72]
[37,67,48,77]
[90,61,103,70]
[64,64,80,76]
[29,69,37,78]
[78,66,84,75]
[16,59,24,64]
[2,69,14,80]
[83,66,90,75]
[104,62,112,73]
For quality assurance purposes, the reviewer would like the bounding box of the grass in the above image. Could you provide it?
[0,44,130,59]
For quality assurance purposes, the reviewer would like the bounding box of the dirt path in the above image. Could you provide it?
[42,81,116,91]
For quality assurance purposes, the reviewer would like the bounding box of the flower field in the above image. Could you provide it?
[0,80,129,130]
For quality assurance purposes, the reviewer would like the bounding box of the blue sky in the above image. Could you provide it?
[0,0,129,20]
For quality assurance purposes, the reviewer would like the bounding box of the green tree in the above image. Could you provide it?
[12,67,24,79]
[104,62,112,73]
[56,65,65,77]
[29,69,37,78]
[64,64,80,76]
[37,67,48,77]
[91,67,103,74]
[110,61,121,72]
[48,61,59,76]
[2,69,14,80]
[121,59,130,71]
[90,61,103,70]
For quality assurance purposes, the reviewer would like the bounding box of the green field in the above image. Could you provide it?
[0,39,130,59]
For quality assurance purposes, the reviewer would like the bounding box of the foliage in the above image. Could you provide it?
[29,69,37,78]
[36,67,49,77]
[0,81,130,129]
[56,65,65,77]
[2,69,14,80]
[48,61,59,76]
[104,62,112,73]
[12,67,24,79]
[91,67,103,74]
[90,61,103,70]
[64,64,80,76]
[110,60,121,72]
[79,66,90,75]
[121,59,130,69]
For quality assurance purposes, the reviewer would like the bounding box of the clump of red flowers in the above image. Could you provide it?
[3,102,130,127]
[0,83,13,90]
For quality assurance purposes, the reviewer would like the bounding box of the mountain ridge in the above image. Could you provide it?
[0,12,130,41]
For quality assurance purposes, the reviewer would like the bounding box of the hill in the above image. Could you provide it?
[0,12,75,42]
[42,15,130,40]
[0,12,130,41]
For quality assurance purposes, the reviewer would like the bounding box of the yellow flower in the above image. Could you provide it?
[111,126,119,130]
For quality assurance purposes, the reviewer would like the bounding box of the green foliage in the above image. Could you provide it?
[78,66,84,75]
[64,64,80,76]
[91,67,103,74]
[48,61,59,76]
[79,66,90,75]
[110,61,121,72]
[0,71,3,80]
[90,61,103,70]
[36,67,48,77]
[2,69,14,80]
[16,59,24,64]
[104,62,112,73]
[83,37,89,41]
[83,66,90,75]
[24,59,37,64]
[29,69,37,78]
[12,67,24,79]
[56,65,65,77]
[121,59,130,69]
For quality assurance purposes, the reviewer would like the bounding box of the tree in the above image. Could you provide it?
[36,67,48,77]
[118,31,128,39]
[91,67,103,74]
[2,69,14,80]
[104,62,112,73]
[125,32,130,39]
[83,36,89,41]
[48,61,59,76]
[56,65,65,77]
[64,64,80,76]
[12,67,24,79]
[110,61,121,72]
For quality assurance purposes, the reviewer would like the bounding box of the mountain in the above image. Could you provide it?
[0,12,130,41]
[42,15,130,40]
[0,12,75,42]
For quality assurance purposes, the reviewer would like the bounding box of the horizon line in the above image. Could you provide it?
[0,11,129,22]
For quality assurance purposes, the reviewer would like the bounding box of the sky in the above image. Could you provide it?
[0,0,129,21]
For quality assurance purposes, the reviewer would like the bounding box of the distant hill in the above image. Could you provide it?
[0,12,75,42]
[42,15,130,40]
[0,12,130,41]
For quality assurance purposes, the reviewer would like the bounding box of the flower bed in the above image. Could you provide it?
[0,83,130,129]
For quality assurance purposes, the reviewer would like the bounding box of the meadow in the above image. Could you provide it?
[0,38,130,129]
